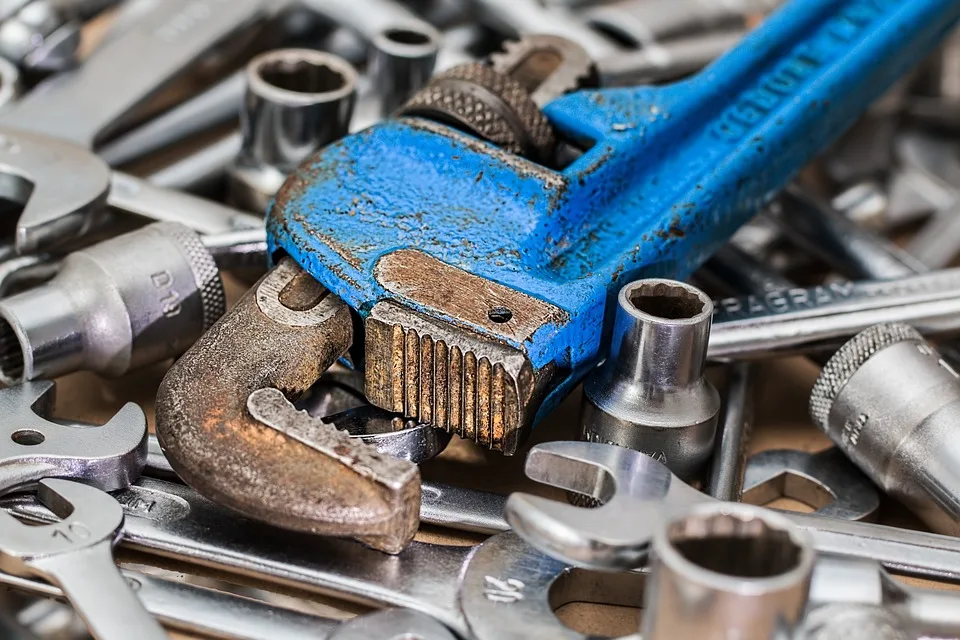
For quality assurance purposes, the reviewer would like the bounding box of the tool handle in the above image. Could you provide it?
[36,543,167,640]
[548,0,960,269]
[0,0,272,147]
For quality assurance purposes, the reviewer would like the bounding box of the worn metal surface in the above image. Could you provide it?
[269,0,960,452]
[156,258,420,553]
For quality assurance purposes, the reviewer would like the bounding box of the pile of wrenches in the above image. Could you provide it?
[1,0,960,638]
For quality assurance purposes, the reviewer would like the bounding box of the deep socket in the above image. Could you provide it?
[810,323,960,535]
[581,279,720,480]
[370,23,442,115]
[228,49,358,212]
[0,222,225,384]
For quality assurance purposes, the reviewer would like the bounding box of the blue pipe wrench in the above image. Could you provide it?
[269,0,960,454]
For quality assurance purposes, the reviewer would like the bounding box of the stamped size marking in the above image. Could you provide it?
[51,522,91,544]
[712,0,904,142]
[583,429,668,465]
[842,413,868,448]
[117,494,157,514]
[483,576,525,603]
[151,271,181,317]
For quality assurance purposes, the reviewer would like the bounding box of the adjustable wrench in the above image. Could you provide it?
[269,0,960,454]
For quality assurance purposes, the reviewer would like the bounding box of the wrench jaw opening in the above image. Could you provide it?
[506,441,709,570]
[155,258,421,554]
[0,380,147,495]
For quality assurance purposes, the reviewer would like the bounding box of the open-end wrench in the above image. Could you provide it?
[0,0,280,149]
[0,127,110,253]
[0,479,165,639]
[0,381,146,494]
[505,440,960,580]
[0,126,262,253]
[0,477,643,639]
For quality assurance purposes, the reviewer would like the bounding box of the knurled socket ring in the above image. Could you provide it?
[152,222,226,332]
[398,62,556,162]
[809,323,924,429]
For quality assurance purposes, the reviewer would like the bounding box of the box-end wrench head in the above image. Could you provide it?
[0,380,146,494]
[0,127,110,254]
[742,447,880,522]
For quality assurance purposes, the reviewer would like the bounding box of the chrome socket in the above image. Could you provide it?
[228,49,358,213]
[0,222,225,383]
[810,322,960,535]
[370,23,441,115]
[643,502,815,640]
[581,278,720,479]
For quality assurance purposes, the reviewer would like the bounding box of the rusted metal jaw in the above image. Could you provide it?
[155,258,421,554]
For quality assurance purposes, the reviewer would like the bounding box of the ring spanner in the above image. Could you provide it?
[269,0,960,453]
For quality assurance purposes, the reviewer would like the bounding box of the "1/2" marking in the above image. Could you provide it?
[483,576,525,603]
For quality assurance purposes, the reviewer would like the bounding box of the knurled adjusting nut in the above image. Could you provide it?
[398,62,556,163]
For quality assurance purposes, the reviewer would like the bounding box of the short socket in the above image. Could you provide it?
[581,279,720,479]
[643,503,815,640]
[370,23,441,116]
[228,49,358,212]
[0,222,225,383]
[810,322,960,535]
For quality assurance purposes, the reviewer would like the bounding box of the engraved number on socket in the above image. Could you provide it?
[842,413,867,448]
[483,576,525,603]
[151,270,181,317]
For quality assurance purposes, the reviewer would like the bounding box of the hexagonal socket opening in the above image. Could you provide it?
[628,282,706,320]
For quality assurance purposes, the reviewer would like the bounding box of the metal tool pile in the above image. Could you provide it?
[1,0,960,638]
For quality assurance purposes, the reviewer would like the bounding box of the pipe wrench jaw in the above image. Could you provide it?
[364,249,571,455]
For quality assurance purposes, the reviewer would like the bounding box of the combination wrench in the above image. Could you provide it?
[505,440,960,581]
[0,477,642,639]
[0,479,165,639]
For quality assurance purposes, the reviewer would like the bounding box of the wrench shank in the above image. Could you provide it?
[33,542,166,640]
[0,0,273,147]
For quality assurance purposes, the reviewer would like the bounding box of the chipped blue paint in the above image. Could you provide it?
[269,0,960,424]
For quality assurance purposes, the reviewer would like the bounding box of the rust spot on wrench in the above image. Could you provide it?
[155,258,420,553]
